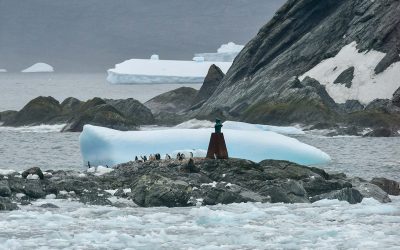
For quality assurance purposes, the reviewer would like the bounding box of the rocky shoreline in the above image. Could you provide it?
[1,158,399,211]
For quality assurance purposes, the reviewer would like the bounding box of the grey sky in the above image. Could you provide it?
[0,0,285,72]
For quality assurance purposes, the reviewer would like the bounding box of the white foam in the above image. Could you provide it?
[300,41,400,104]
[0,124,65,133]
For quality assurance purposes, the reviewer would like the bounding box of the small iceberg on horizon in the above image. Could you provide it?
[194,42,244,62]
[0,69,7,73]
[21,62,54,73]
[80,125,330,167]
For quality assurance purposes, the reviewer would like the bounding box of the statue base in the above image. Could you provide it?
[206,133,228,159]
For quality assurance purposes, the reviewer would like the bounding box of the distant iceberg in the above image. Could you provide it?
[194,42,244,62]
[0,69,7,73]
[21,63,54,73]
[80,125,330,167]
[175,119,305,135]
[107,55,232,84]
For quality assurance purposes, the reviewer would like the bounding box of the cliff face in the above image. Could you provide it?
[195,0,400,127]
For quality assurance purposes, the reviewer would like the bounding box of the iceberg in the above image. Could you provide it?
[80,125,330,167]
[174,119,304,135]
[21,63,54,73]
[0,69,7,73]
[107,57,232,84]
[194,42,244,62]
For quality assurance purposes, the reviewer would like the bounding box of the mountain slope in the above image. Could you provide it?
[195,0,400,128]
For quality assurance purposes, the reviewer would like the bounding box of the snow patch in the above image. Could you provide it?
[300,41,400,104]
[87,166,114,176]
[107,58,231,84]
[21,63,54,73]
[0,169,16,175]
[26,174,39,180]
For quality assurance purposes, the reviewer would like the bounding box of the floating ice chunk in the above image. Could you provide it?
[174,119,304,135]
[300,41,400,104]
[192,56,205,62]
[150,54,159,60]
[21,62,54,73]
[45,194,56,199]
[80,125,330,167]
[107,59,231,84]
[194,42,244,62]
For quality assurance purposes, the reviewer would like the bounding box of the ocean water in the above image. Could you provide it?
[1,74,400,249]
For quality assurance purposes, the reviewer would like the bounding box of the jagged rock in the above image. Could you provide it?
[105,98,155,125]
[365,99,391,111]
[371,178,400,196]
[0,180,11,197]
[22,167,44,180]
[23,181,46,199]
[0,197,18,211]
[4,96,64,126]
[311,188,363,204]
[393,87,400,107]
[334,66,354,88]
[194,0,400,127]
[375,49,400,74]
[191,64,225,109]
[363,128,395,137]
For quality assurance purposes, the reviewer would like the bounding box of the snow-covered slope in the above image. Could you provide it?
[301,42,400,104]
[194,42,244,62]
[79,125,330,166]
[21,63,54,73]
[107,58,231,84]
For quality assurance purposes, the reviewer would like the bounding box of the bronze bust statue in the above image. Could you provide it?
[214,119,223,133]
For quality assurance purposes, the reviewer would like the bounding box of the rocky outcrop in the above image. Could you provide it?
[3,96,65,126]
[61,98,137,132]
[393,87,400,107]
[145,87,198,125]
[363,128,398,137]
[371,178,400,196]
[105,98,154,125]
[0,159,395,210]
[0,110,17,124]
[193,0,400,130]
[190,64,225,110]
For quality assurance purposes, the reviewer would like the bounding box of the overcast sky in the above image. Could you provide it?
[0,0,285,72]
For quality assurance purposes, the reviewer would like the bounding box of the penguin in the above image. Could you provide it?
[87,161,91,168]
[143,156,147,162]
[165,154,171,160]
[135,156,138,161]
[106,165,109,168]
[176,152,181,160]
[190,152,194,158]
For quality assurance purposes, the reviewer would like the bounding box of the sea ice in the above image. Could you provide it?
[21,62,54,73]
[174,119,305,135]
[107,58,232,84]
[194,42,244,62]
[79,125,330,167]
[300,41,400,104]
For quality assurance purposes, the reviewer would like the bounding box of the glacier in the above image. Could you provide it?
[107,57,232,84]
[79,125,330,167]
[174,119,304,135]
[194,42,244,62]
[21,62,54,73]
[300,41,400,104]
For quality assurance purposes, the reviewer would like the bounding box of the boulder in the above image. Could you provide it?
[61,97,82,114]
[339,100,364,113]
[0,180,11,197]
[363,128,395,137]
[311,188,363,204]
[371,178,400,195]
[104,98,154,125]
[0,110,18,124]
[0,197,18,211]
[22,167,44,180]
[23,181,46,199]
[351,177,391,203]
[4,96,64,126]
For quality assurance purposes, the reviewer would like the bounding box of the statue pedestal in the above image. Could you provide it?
[206,133,228,159]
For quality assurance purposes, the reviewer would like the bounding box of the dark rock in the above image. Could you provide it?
[393,87,400,107]
[375,49,400,74]
[22,167,44,180]
[302,176,352,197]
[371,178,400,195]
[4,96,64,126]
[339,100,364,113]
[326,126,361,137]
[333,66,354,88]
[363,128,395,137]
[39,203,59,209]
[61,97,82,114]
[0,197,19,211]
[0,110,18,123]
[23,181,46,199]
[181,158,200,173]
[0,180,11,197]
[351,177,391,203]
[311,188,363,204]
[190,65,225,109]
[365,99,391,112]
[61,99,137,132]
[105,98,155,125]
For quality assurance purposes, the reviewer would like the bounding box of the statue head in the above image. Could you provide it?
[214,118,223,133]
